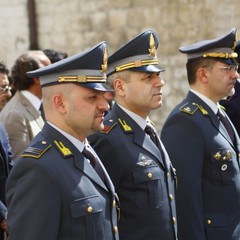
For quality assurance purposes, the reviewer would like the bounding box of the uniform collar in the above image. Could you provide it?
[190,89,219,114]
[47,121,85,152]
[117,103,147,130]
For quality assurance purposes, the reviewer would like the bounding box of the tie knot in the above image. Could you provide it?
[82,146,96,164]
[145,124,155,134]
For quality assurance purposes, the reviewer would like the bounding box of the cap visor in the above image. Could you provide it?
[129,64,165,73]
[80,82,113,92]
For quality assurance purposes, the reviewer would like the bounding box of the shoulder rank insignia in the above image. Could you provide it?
[100,119,117,134]
[20,141,51,159]
[54,141,73,157]
[118,118,133,132]
[179,102,208,115]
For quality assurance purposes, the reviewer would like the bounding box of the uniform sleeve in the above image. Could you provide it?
[161,113,207,240]
[6,158,61,240]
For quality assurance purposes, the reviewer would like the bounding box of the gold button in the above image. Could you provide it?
[112,200,116,207]
[87,206,93,213]
[207,219,212,225]
[169,194,174,201]
[173,217,176,224]
[113,226,118,233]
[147,172,153,178]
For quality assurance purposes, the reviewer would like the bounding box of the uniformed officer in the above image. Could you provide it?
[161,28,240,240]
[88,30,178,240]
[6,42,119,240]
[220,40,240,136]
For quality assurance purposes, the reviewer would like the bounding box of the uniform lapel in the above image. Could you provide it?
[113,104,166,169]
[188,91,237,149]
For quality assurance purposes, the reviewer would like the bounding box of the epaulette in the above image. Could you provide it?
[54,140,73,158]
[118,118,133,133]
[100,119,117,134]
[20,140,51,159]
[179,102,208,115]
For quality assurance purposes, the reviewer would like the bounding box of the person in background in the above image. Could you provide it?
[220,40,240,136]
[43,48,68,63]
[6,42,119,240]
[89,30,178,240]
[0,51,51,160]
[0,61,13,164]
[161,28,240,240]
[0,62,12,239]
[0,62,14,240]
[0,62,12,110]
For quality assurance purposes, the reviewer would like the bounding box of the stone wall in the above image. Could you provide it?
[1,0,240,131]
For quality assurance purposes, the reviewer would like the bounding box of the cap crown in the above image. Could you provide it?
[179,28,238,64]
[107,29,164,76]
[27,42,112,91]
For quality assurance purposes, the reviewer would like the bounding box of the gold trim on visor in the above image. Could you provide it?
[115,59,159,72]
[203,52,238,58]
[58,75,106,83]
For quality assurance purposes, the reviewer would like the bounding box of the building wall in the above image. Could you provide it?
[1,0,240,130]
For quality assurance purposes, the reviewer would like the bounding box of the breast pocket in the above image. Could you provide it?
[210,149,235,185]
[70,195,104,239]
[133,162,165,209]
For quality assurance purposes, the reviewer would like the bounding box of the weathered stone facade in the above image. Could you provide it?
[1,0,240,130]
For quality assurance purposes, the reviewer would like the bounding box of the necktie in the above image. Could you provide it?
[145,123,166,162]
[39,104,45,121]
[82,145,105,182]
[217,109,235,143]
[145,124,161,148]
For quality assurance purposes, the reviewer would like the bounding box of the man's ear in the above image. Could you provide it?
[53,94,66,114]
[113,78,126,96]
[197,67,209,84]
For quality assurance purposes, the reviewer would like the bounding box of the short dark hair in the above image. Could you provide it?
[43,49,68,63]
[186,58,215,85]
[11,52,41,90]
[0,62,9,75]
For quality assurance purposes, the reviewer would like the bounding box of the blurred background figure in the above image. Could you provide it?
[0,61,13,167]
[220,40,240,136]
[0,62,12,110]
[0,50,51,161]
[0,61,12,240]
[43,48,68,63]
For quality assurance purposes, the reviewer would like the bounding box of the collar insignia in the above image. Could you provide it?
[54,141,73,157]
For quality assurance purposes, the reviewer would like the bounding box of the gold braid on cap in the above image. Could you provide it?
[148,33,157,57]
[101,46,108,73]
[203,52,238,58]
[58,75,106,83]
